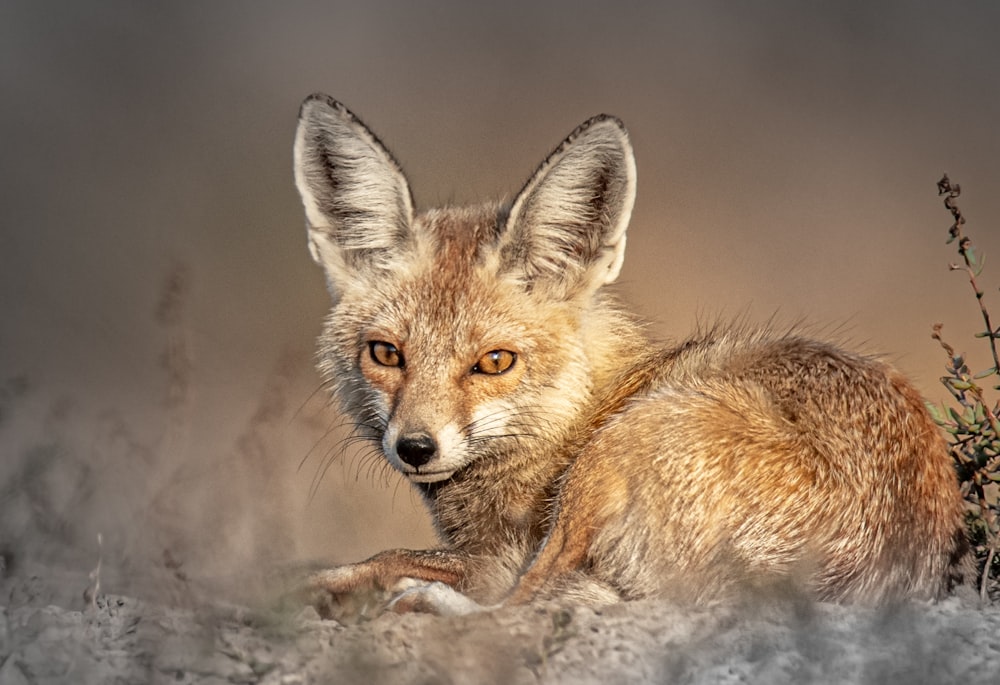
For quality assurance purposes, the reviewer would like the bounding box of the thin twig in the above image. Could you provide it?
[983,543,997,603]
[939,174,1000,378]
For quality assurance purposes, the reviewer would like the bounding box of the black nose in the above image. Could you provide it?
[396,433,437,467]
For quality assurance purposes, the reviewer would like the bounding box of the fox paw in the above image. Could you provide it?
[303,567,393,622]
[302,569,479,621]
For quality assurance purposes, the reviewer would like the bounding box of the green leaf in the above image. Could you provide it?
[974,252,987,276]
[967,245,979,266]
[926,402,947,424]
[975,367,997,379]
[949,407,967,426]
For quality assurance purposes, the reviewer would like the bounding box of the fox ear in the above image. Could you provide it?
[499,115,636,300]
[293,94,415,290]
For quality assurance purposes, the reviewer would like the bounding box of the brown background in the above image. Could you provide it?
[1,1,999,596]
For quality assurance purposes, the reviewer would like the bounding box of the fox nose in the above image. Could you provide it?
[396,433,437,467]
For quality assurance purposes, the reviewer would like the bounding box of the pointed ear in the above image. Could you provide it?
[293,94,415,291]
[498,115,636,300]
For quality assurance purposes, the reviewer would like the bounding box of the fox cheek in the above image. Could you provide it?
[358,354,404,398]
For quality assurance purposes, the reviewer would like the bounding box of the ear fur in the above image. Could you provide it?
[293,94,415,290]
[499,115,636,300]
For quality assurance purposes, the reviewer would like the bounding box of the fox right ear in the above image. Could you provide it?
[498,114,636,301]
[293,94,415,290]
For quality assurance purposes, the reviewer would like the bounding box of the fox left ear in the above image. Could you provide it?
[499,115,636,300]
[293,94,416,294]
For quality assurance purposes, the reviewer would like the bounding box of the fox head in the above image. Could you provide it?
[293,94,636,485]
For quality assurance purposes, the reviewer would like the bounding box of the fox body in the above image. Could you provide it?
[293,94,966,614]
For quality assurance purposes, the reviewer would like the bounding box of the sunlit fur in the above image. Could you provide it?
[293,94,967,615]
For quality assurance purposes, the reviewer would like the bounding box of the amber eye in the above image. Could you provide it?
[369,341,404,368]
[473,350,516,375]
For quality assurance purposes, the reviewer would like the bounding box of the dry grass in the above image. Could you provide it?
[928,174,1000,602]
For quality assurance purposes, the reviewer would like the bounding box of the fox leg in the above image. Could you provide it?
[309,548,469,592]
[306,548,471,619]
[505,457,628,605]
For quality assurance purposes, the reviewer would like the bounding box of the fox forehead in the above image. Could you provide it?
[331,205,576,360]
[417,204,508,266]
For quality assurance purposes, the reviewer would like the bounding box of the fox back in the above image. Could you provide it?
[293,94,966,609]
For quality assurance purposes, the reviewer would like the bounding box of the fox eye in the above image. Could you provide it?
[369,341,404,368]
[473,350,516,375]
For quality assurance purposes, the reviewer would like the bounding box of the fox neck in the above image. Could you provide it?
[418,298,651,559]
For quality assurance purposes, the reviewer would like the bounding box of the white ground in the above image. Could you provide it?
[4,564,1000,685]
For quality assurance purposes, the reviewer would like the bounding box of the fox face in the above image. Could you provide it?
[320,216,581,483]
[293,95,636,485]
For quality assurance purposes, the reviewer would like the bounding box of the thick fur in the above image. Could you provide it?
[293,94,967,615]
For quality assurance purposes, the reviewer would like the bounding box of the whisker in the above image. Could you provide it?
[288,382,327,427]
[464,412,549,437]
[467,432,558,447]
[298,415,356,472]
[364,451,382,484]
[392,475,406,509]
[306,417,386,503]
[309,445,348,503]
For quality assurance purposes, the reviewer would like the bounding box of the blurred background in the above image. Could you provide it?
[1,0,998,602]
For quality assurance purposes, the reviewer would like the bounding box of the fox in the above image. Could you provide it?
[291,93,967,617]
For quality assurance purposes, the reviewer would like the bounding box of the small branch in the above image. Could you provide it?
[984,544,998,603]
[83,532,103,608]
[939,174,1000,376]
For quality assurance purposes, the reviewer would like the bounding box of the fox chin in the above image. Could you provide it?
[291,93,968,619]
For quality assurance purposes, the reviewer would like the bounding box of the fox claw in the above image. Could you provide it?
[303,567,478,621]
[303,566,390,622]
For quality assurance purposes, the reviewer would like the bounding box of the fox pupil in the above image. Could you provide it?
[369,341,403,368]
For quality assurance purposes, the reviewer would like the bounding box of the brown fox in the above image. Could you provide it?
[292,93,967,616]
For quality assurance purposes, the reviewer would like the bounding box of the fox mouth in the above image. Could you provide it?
[405,468,457,484]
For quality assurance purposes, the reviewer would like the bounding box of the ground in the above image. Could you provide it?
[4,562,1000,685]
